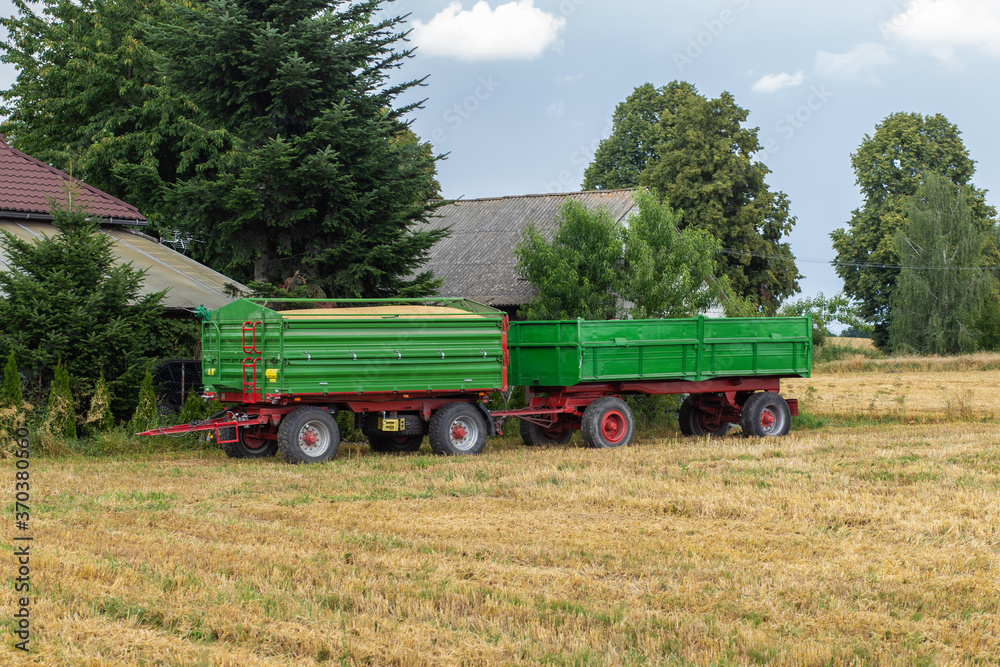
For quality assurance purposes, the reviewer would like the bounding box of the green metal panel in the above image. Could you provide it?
[201,298,506,398]
[505,320,582,386]
[509,316,812,386]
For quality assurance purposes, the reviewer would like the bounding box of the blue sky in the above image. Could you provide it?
[2,0,998,306]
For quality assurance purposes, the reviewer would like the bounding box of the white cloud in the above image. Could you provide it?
[411,1,567,62]
[885,0,1000,61]
[751,71,804,93]
[814,42,894,83]
[545,101,567,117]
[558,73,585,85]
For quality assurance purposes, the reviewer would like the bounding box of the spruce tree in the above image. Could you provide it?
[2,0,446,297]
[0,206,164,418]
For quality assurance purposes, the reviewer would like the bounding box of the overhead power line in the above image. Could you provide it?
[718,247,1000,272]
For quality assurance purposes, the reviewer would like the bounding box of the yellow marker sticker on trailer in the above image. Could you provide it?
[378,418,404,432]
[266,368,278,383]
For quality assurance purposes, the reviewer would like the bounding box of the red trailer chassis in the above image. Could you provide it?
[140,376,797,446]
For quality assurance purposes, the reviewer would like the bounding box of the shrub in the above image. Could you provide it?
[82,373,114,435]
[44,363,76,439]
[128,367,158,435]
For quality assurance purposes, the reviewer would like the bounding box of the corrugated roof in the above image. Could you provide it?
[0,135,146,225]
[422,190,637,307]
[0,221,247,311]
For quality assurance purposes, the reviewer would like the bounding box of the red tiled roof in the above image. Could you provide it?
[0,135,145,224]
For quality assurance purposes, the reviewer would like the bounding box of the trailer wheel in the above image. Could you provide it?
[429,403,487,456]
[581,397,635,448]
[740,392,791,438]
[221,425,278,458]
[678,396,732,438]
[369,434,424,453]
[277,407,340,463]
[519,418,572,446]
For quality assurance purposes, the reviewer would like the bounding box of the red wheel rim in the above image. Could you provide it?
[760,409,776,432]
[601,410,627,444]
[698,412,724,433]
[242,429,267,450]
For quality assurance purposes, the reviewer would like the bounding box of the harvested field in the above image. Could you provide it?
[4,361,1000,665]
[785,370,996,420]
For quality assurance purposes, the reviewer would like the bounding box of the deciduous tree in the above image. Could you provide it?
[583,82,800,311]
[516,190,726,321]
[889,174,993,354]
[830,112,997,349]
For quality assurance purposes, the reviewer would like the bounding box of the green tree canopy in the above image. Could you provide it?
[516,190,726,321]
[0,206,164,418]
[830,112,998,349]
[0,0,218,216]
[582,82,800,312]
[889,174,993,354]
[1,0,446,297]
[777,293,867,346]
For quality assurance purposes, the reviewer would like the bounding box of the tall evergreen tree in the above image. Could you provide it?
[0,207,164,418]
[582,82,800,312]
[0,0,222,218]
[830,112,998,350]
[1,0,446,296]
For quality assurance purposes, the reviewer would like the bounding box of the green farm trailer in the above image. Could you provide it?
[142,298,812,463]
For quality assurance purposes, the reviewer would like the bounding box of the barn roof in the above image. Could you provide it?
[0,221,244,311]
[0,136,246,312]
[422,189,637,307]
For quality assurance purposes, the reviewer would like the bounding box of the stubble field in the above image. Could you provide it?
[4,353,1000,665]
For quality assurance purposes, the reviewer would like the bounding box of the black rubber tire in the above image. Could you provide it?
[428,403,488,456]
[368,434,424,453]
[740,392,791,438]
[519,418,573,446]
[677,396,695,436]
[581,397,635,448]
[221,425,278,458]
[277,407,340,463]
[678,396,732,438]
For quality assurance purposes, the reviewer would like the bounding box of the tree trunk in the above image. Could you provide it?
[254,245,271,283]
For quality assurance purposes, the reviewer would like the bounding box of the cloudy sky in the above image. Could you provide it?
[394,0,1000,303]
[2,0,998,305]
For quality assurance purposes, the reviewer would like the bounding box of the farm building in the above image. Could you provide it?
[420,189,638,317]
[0,135,245,315]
